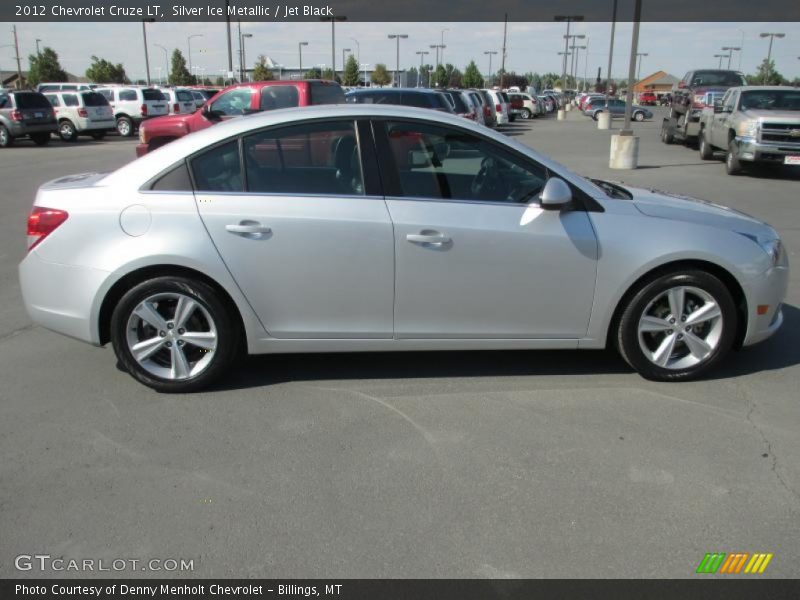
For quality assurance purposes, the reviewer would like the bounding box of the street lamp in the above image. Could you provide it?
[320,15,347,76]
[635,52,648,81]
[187,34,203,74]
[388,34,408,87]
[240,32,252,81]
[360,62,370,87]
[154,43,169,84]
[350,38,360,66]
[141,18,156,86]
[555,15,584,91]
[567,34,586,88]
[572,45,586,90]
[342,48,351,74]
[759,32,785,83]
[484,51,498,86]
[440,29,449,65]
[35,38,42,56]
[714,54,726,69]
[298,41,308,73]
[721,46,741,70]
[415,50,429,87]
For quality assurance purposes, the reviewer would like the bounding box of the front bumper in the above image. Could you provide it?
[734,136,800,164]
[742,265,789,347]
[135,143,149,157]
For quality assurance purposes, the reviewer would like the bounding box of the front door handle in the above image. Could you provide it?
[226,222,272,235]
[406,231,451,245]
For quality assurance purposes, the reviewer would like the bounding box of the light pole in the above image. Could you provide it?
[361,62,369,87]
[154,43,169,84]
[416,50,429,87]
[342,48,351,74]
[573,45,586,90]
[582,36,590,92]
[440,29,449,65]
[298,41,308,73]
[714,54,725,69]
[35,38,42,56]
[721,46,741,70]
[187,34,202,74]
[568,34,586,89]
[555,15,584,91]
[141,18,156,86]
[738,29,745,70]
[320,15,347,76]
[388,33,408,87]
[484,51,498,86]
[759,32,785,83]
[605,0,618,108]
[635,52,648,81]
[240,32,252,81]
[350,38,360,66]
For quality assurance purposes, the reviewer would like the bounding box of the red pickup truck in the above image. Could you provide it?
[136,79,344,157]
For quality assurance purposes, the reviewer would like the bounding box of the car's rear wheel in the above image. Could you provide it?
[616,270,736,381]
[116,116,133,137]
[593,110,602,121]
[110,276,241,393]
[519,108,531,120]
[634,111,645,122]
[725,139,744,175]
[698,131,714,160]
[59,120,77,142]
[0,125,13,147]
[30,133,50,146]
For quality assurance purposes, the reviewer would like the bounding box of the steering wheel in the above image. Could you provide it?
[470,157,503,199]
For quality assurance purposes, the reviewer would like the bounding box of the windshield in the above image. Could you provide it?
[739,90,800,111]
[690,71,746,87]
[589,178,633,199]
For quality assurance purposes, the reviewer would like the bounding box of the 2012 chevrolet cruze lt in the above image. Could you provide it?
[19,105,788,392]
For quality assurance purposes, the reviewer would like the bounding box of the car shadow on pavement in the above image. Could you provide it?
[213,304,800,391]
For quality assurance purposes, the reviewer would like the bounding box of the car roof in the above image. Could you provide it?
[730,85,799,92]
[347,88,437,95]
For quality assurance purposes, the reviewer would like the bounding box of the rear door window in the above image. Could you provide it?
[309,82,345,105]
[62,94,79,107]
[99,89,114,101]
[191,140,243,192]
[260,86,299,110]
[118,89,137,102]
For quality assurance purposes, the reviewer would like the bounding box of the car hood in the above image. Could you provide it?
[625,185,776,238]
[741,109,800,123]
[141,112,193,130]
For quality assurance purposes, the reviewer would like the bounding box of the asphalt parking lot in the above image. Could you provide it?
[1,108,798,579]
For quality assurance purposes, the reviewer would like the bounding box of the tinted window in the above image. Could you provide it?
[445,92,468,113]
[62,85,78,91]
[62,94,79,107]
[243,120,363,196]
[176,90,193,102]
[45,94,60,107]
[384,121,548,203]
[402,92,434,108]
[690,71,747,87]
[211,88,254,116]
[739,90,800,111]
[82,92,108,106]
[14,92,52,109]
[38,85,59,93]
[0,94,8,109]
[260,86,299,110]
[309,82,345,105]
[191,141,242,192]
[119,89,137,101]
[150,161,193,191]
[99,89,113,101]
[142,89,165,101]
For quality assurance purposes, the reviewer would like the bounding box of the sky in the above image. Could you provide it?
[3,21,799,84]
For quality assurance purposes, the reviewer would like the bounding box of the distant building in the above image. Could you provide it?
[1,70,89,89]
[241,56,407,87]
[632,71,679,96]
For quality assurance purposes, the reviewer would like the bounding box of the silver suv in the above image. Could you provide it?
[0,90,58,147]
[96,86,168,137]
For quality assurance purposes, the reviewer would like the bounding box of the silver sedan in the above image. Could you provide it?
[19,104,788,392]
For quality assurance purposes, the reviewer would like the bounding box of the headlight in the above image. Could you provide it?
[736,120,758,138]
[759,239,785,267]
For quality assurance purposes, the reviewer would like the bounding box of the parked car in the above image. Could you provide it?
[158,87,197,115]
[579,94,605,110]
[539,95,556,113]
[44,90,115,141]
[585,98,653,121]
[345,88,454,113]
[698,86,800,175]
[508,92,540,119]
[36,82,97,93]
[19,104,788,391]
[473,89,498,127]
[0,89,58,147]
[96,86,169,137]
[466,91,486,125]
[136,80,345,156]
[639,92,658,106]
[440,89,477,121]
[189,88,219,109]
[481,89,510,125]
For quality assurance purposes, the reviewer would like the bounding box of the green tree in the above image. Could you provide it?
[214,76,224,86]
[371,63,391,87]
[448,67,463,88]
[85,55,128,84]
[252,55,274,81]
[407,66,419,87]
[748,59,786,85]
[343,54,360,86]
[529,72,543,92]
[321,68,341,83]
[26,47,68,86]
[304,68,321,79]
[419,64,433,88]
[462,60,483,88]
[168,49,194,86]
[431,64,446,87]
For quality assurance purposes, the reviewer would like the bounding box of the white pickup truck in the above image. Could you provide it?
[697,85,800,175]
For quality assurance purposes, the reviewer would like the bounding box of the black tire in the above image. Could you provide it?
[593,110,602,121]
[110,276,241,393]
[616,270,737,382]
[519,108,531,120]
[59,120,77,142]
[634,111,645,122]
[0,124,13,147]
[116,116,134,137]
[90,131,106,140]
[698,131,714,160]
[30,133,50,146]
[661,123,675,144]
[725,139,744,175]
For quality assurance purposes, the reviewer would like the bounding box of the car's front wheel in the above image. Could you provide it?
[616,270,737,381]
[110,276,241,393]
[634,111,645,122]
[725,139,744,175]
[698,131,714,160]
[0,125,14,147]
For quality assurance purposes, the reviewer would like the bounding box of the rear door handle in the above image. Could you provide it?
[226,222,272,235]
[406,231,451,245]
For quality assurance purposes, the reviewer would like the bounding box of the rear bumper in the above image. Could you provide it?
[8,122,58,136]
[734,136,800,164]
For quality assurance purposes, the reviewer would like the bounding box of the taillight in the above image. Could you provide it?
[78,107,88,117]
[173,102,179,113]
[27,207,69,251]
[495,104,501,112]
[484,106,491,116]
[141,103,148,116]
[11,110,22,121]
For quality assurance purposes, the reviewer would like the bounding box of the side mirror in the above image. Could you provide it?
[202,104,221,120]
[538,177,573,210]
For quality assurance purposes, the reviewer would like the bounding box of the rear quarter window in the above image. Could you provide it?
[260,86,299,110]
[176,90,193,102]
[309,82,345,105]
[118,89,137,101]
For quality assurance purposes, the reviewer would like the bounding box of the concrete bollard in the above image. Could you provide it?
[557,109,566,121]
[609,133,639,169]
[597,112,611,130]
[565,103,572,111]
